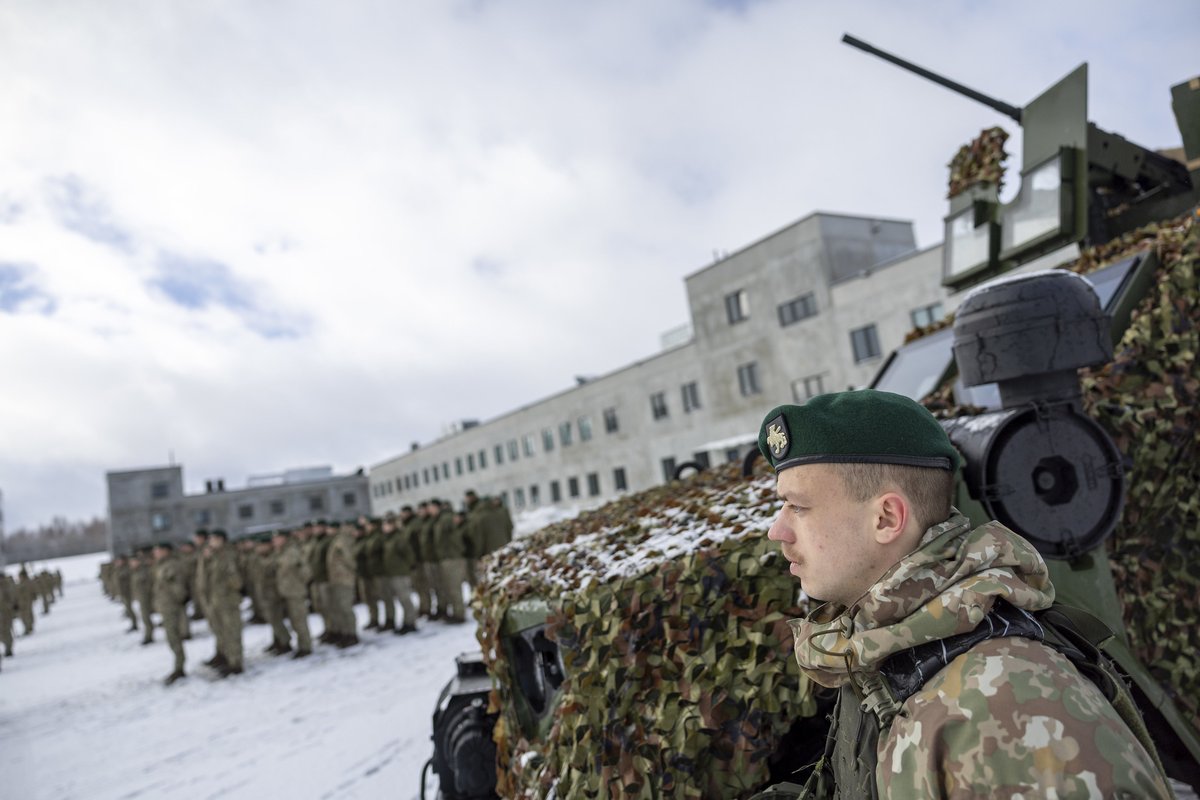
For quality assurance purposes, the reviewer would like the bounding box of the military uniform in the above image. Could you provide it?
[432,507,467,623]
[789,513,1170,798]
[381,520,418,633]
[130,558,155,643]
[152,548,188,684]
[0,574,14,656]
[16,570,36,635]
[116,559,137,631]
[311,529,334,640]
[276,534,314,656]
[361,524,386,630]
[326,523,359,647]
[257,541,290,653]
[207,539,244,675]
[406,511,432,617]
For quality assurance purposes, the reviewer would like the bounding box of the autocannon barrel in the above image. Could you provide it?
[841,34,1023,124]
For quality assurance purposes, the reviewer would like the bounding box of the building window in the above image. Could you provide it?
[193,509,210,525]
[681,381,701,413]
[587,473,600,497]
[455,457,463,476]
[851,324,882,362]
[559,421,573,446]
[792,373,826,403]
[151,512,170,532]
[151,481,169,500]
[568,477,580,498]
[343,492,357,508]
[529,485,540,506]
[778,292,818,327]
[309,495,324,511]
[737,362,762,396]
[910,302,944,329]
[238,504,254,520]
[478,449,487,469]
[523,435,536,457]
[661,457,677,482]
[725,448,740,463]
[541,429,555,452]
[550,480,562,502]
[650,391,669,420]
[603,407,619,433]
[613,467,627,492]
[423,468,430,485]
[442,463,450,479]
[270,499,285,516]
[578,416,593,442]
[514,487,526,509]
[467,453,476,472]
[500,490,509,508]
[495,444,505,465]
[507,439,519,461]
[725,289,749,324]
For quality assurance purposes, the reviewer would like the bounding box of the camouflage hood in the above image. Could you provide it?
[789,511,1055,688]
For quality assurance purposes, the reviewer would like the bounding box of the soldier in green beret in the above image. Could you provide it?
[754,390,1169,799]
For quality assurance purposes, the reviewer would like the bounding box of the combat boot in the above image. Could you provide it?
[365,621,379,631]
[395,624,417,636]
[291,649,312,660]
[379,622,395,632]
[163,669,186,687]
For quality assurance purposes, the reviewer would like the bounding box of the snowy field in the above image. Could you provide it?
[1,551,481,800]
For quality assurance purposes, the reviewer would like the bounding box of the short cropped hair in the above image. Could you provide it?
[830,462,954,534]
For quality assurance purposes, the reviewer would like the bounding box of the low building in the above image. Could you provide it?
[106,464,368,555]
[368,211,955,518]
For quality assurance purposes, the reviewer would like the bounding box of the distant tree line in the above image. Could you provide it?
[2,516,108,564]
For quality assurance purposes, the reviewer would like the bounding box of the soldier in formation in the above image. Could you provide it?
[1,564,67,671]
[95,495,515,683]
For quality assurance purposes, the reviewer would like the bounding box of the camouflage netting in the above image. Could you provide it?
[473,463,818,799]
[947,126,1009,199]
[1080,211,1200,732]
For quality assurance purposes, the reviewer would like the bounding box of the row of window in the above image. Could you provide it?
[506,467,628,510]
[726,288,820,328]
[147,491,359,532]
[373,409,624,498]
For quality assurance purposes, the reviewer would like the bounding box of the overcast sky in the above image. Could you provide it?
[0,1,1195,532]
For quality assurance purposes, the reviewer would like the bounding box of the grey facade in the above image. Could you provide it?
[368,211,954,519]
[106,465,369,556]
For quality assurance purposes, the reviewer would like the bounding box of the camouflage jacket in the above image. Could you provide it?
[152,556,188,610]
[276,541,312,598]
[789,512,1170,799]
[326,530,357,587]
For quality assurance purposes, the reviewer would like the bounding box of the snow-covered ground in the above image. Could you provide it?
[1,551,481,799]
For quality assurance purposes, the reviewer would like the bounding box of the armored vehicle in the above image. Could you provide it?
[424,36,1200,799]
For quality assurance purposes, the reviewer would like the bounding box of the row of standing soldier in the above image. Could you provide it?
[99,491,514,685]
[0,566,64,673]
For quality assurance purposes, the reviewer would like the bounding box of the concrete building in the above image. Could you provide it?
[368,211,957,519]
[106,464,368,555]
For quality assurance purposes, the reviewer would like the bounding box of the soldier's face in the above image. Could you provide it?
[768,464,883,607]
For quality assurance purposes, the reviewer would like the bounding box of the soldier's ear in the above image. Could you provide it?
[872,492,910,546]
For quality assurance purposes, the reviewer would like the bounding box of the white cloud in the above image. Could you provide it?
[0,0,1196,530]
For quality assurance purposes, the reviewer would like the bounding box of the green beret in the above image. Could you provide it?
[758,390,960,472]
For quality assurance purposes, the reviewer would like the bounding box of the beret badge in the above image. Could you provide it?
[765,416,789,459]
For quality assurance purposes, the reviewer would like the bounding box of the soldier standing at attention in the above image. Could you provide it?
[151,542,188,686]
[420,501,444,620]
[274,529,313,658]
[381,516,418,634]
[432,501,467,624]
[176,541,196,640]
[312,522,335,643]
[130,551,154,644]
[257,536,290,655]
[326,520,359,648]
[190,530,209,622]
[362,519,387,631]
[114,556,138,633]
[1,573,15,657]
[16,568,36,635]
[206,530,244,677]
[752,391,1170,798]
[404,505,431,619]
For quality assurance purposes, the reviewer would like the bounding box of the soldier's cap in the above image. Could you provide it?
[316,518,328,526]
[194,529,209,539]
[758,390,960,473]
[401,505,414,513]
[155,541,174,551]
[465,489,477,497]
[273,529,290,538]
[211,529,229,541]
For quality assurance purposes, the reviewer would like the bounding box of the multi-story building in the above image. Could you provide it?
[106,464,368,555]
[368,211,958,518]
